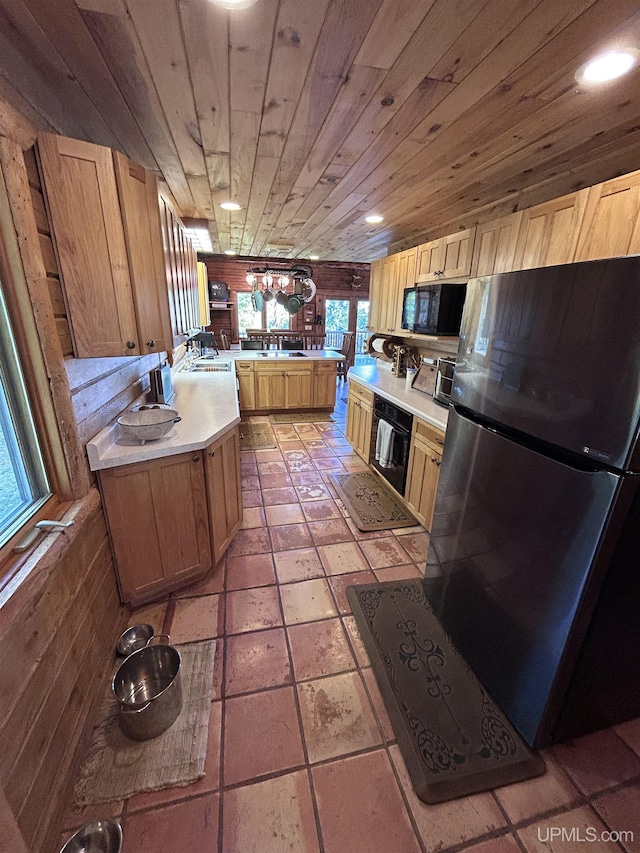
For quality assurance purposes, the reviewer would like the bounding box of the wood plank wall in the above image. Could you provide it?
[203,255,370,342]
[0,490,128,853]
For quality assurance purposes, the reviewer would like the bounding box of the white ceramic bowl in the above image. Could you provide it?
[117,408,180,444]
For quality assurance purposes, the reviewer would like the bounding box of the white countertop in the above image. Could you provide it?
[86,366,241,471]
[227,349,344,361]
[348,363,449,431]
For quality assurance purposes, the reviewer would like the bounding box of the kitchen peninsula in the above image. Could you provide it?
[86,350,344,606]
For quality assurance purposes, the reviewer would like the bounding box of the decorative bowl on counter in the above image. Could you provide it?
[116,408,181,444]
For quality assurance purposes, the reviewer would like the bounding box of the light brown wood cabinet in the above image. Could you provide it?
[242,360,336,412]
[416,228,475,282]
[345,382,374,461]
[113,152,174,354]
[98,450,212,605]
[367,258,383,332]
[405,418,445,531]
[574,172,640,261]
[158,193,201,349]
[38,133,141,358]
[313,361,338,408]
[236,361,256,410]
[470,212,523,277]
[513,190,589,270]
[204,426,242,564]
[37,132,197,359]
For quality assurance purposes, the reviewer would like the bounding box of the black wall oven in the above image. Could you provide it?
[370,396,413,496]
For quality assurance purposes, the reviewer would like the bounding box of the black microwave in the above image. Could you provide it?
[401,283,466,335]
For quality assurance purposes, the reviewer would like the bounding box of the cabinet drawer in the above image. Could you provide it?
[236,361,254,372]
[348,381,374,405]
[413,418,445,451]
[315,360,338,373]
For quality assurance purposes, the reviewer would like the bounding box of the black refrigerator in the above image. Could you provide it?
[422,256,640,748]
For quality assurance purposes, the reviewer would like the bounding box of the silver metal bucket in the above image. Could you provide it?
[59,820,122,853]
[111,635,182,740]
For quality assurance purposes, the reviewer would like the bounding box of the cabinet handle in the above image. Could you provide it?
[432,458,441,466]
[436,438,444,445]
[208,450,215,457]
[192,455,200,462]
[146,340,156,348]
[126,340,136,350]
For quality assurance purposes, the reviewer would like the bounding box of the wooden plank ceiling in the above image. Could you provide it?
[1,0,640,261]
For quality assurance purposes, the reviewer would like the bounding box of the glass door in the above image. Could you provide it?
[324,298,350,350]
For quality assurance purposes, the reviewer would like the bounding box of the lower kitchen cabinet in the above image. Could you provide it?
[254,362,313,410]
[204,426,243,564]
[313,361,338,408]
[346,382,374,461]
[405,418,445,531]
[98,450,212,605]
[236,361,256,410]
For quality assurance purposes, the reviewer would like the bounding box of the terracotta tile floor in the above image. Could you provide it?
[62,388,640,852]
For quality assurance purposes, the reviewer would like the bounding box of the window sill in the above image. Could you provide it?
[0,488,101,613]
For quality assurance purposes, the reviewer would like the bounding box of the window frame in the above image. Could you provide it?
[0,160,71,589]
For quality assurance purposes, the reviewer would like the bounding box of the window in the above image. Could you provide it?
[236,292,290,335]
[0,281,50,548]
[236,292,262,337]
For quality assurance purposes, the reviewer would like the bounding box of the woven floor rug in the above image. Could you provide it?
[72,640,217,807]
[329,470,417,530]
[270,412,334,423]
[347,581,545,803]
[239,420,277,449]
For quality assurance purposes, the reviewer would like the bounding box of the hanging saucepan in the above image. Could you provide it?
[262,288,274,301]
[276,289,289,306]
[286,294,303,315]
[251,289,263,312]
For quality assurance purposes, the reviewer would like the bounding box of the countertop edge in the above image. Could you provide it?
[347,365,449,431]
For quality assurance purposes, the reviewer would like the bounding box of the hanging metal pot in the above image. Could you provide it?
[286,295,303,314]
[276,289,289,305]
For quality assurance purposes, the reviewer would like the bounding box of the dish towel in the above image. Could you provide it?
[375,418,394,468]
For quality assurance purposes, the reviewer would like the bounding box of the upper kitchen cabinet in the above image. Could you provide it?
[367,259,383,332]
[513,190,589,270]
[158,193,201,348]
[37,134,140,358]
[397,247,418,289]
[574,172,640,262]
[416,228,476,282]
[113,152,174,354]
[470,212,523,277]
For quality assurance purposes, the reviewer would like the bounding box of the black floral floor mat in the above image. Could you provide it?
[347,580,545,803]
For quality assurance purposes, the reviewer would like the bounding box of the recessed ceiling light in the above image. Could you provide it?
[220,201,242,211]
[209,0,259,10]
[184,227,213,253]
[577,50,638,83]
[365,214,384,224]
[224,249,237,256]
[309,254,319,260]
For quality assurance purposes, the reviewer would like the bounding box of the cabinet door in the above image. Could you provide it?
[367,259,383,332]
[158,193,199,347]
[380,254,399,334]
[471,212,523,277]
[237,370,256,411]
[313,363,337,408]
[355,400,373,460]
[574,172,640,261]
[255,368,286,409]
[37,133,139,358]
[345,391,358,447]
[99,452,211,605]
[440,227,475,278]
[284,368,313,409]
[205,427,242,564]
[416,239,443,280]
[514,190,589,269]
[405,437,441,531]
[397,247,417,289]
[113,152,173,354]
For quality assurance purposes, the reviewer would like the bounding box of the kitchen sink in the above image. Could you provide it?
[256,352,308,357]
[190,361,232,372]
